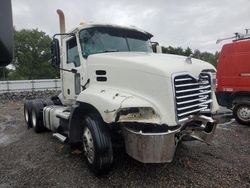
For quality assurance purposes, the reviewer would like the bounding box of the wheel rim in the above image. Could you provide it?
[83,127,95,164]
[237,106,250,121]
[24,107,29,123]
[32,110,37,128]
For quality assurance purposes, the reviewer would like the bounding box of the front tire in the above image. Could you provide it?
[82,114,113,176]
[233,103,250,125]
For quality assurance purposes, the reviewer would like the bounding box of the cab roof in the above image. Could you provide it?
[67,22,153,38]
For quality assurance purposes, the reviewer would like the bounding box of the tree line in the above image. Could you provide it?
[0,29,59,81]
[0,29,220,80]
[161,46,220,67]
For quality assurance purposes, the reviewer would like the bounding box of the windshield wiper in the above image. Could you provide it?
[83,49,119,58]
[102,49,119,53]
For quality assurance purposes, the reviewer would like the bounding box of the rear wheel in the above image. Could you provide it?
[51,95,62,105]
[24,100,33,128]
[31,99,45,133]
[82,114,113,176]
[43,98,54,106]
[233,103,250,125]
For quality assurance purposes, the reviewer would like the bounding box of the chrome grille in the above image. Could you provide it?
[173,73,212,122]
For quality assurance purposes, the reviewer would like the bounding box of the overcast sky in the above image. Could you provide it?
[12,0,250,52]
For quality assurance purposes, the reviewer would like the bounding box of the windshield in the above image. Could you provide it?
[79,27,152,57]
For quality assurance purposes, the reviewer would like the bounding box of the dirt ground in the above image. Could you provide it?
[0,101,249,188]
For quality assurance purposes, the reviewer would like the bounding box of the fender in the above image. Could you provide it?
[116,96,161,124]
[233,96,250,105]
[76,85,161,124]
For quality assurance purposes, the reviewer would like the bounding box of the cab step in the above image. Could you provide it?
[53,133,68,143]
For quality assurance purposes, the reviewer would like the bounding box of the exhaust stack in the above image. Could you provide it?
[56,9,65,43]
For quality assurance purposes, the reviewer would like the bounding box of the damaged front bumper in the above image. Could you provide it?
[122,115,217,163]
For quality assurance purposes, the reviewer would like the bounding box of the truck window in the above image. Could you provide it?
[79,27,152,57]
[66,37,80,67]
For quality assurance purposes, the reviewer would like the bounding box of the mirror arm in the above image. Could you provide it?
[82,79,90,90]
[59,67,77,74]
[53,33,75,40]
[151,41,159,46]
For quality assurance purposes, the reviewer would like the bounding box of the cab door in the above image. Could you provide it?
[62,36,81,103]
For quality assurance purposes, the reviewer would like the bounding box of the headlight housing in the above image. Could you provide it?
[202,69,217,91]
[211,72,217,91]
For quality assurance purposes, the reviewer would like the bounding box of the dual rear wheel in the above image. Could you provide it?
[24,100,33,128]
[24,100,113,175]
[24,99,53,133]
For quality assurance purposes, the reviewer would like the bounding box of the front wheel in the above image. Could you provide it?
[82,114,113,176]
[233,103,250,125]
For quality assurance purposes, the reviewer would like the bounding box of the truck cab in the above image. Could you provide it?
[24,10,219,175]
[60,24,154,105]
[216,32,250,125]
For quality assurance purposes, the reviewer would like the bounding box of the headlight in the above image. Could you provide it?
[211,72,217,91]
[202,69,217,91]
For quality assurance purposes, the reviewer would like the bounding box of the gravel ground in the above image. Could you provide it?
[0,91,60,104]
[0,101,249,188]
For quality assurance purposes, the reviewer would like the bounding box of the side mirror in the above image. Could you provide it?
[156,45,162,53]
[51,38,60,68]
[151,41,162,53]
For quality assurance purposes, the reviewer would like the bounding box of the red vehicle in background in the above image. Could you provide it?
[216,31,250,125]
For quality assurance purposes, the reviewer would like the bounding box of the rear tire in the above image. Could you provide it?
[233,103,250,125]
[24,100,33,128]
[43,98,54,106]
[82,114,113,176]
[51,95,62,105]
[31,99,45,133]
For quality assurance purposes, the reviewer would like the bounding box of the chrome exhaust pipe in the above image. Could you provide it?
[56,9,66,43]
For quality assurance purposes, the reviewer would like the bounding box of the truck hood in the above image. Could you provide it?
[88,52,215,78]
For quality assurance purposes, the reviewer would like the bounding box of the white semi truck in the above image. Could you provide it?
[24,10,219,175]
